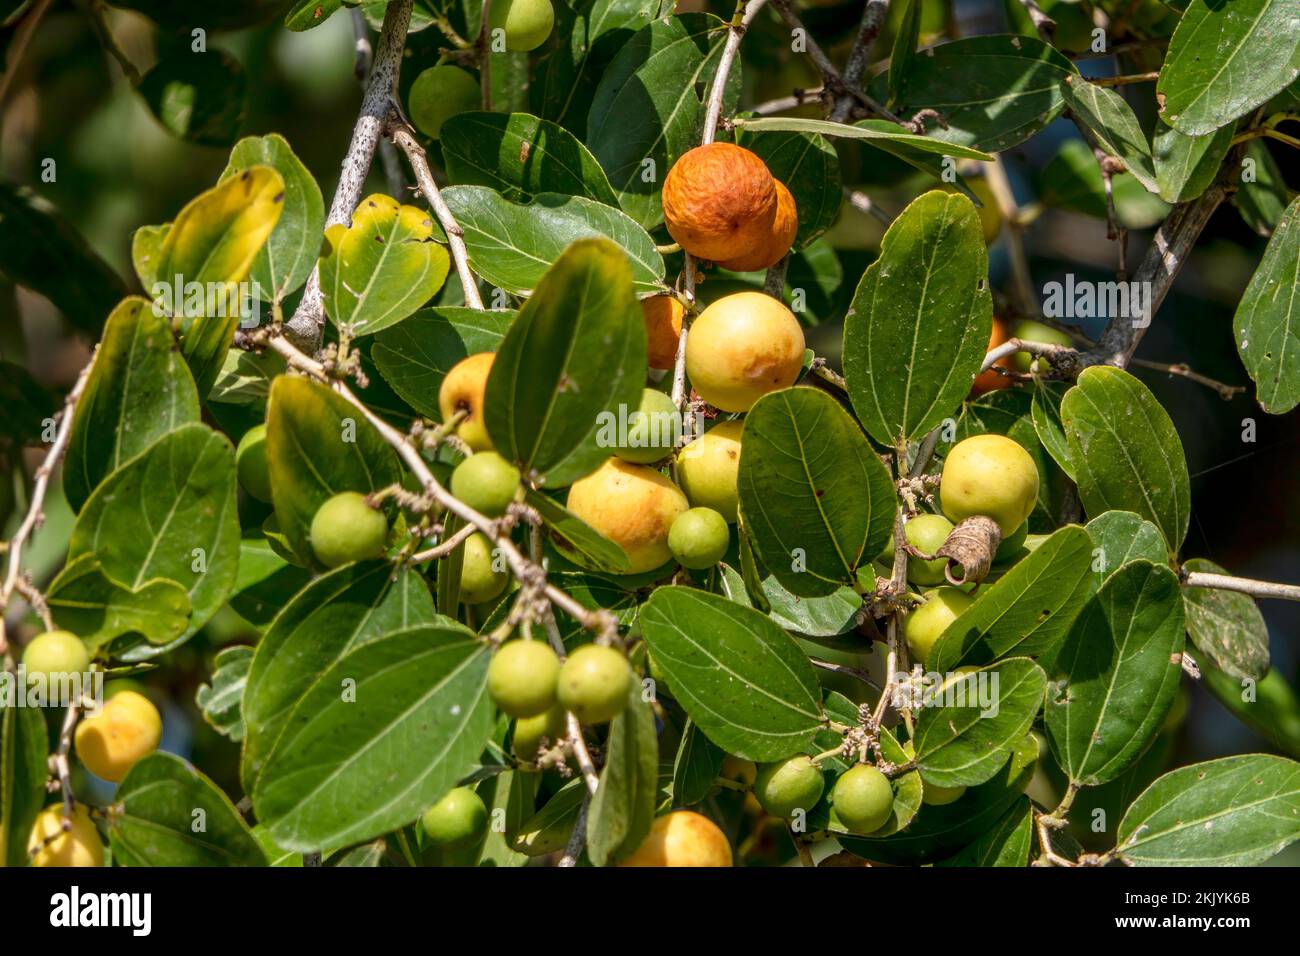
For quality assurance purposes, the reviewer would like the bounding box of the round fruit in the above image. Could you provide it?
[408,66,480,140]
[74,689,162,783]
[615,388,680,464]
[668,506,730,569]
[832,764,894,835]
[754,755,825,819]
[450,452,520,517]
[676,419,743,523]
[488,0,554,51]
[1011,319,1073,372]
[903,514,955,586]
[421,787,488,848]
[641,294,684,370]
[438,352,495,452]
[904,586,974,666]
[513,705,566,762]
[459,532,508,604]
[939,434,1039,536]
[663,143,777,262]
[717,181,799,272]
[922,778,967,806]
[971,317,1013,395]
[235,423,272,502]
[28,806,103,868]
[487,639,560,718]
[565,458,689,574]
[685,292,805,412]
[720,755,758,787]
[22,630,90,683]
[620,811,732,867]
[556,644,631,724]
[310,491,389,568]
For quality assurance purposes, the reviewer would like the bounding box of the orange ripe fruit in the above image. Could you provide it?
[641,294,684,370]
[716,181,799,273]
[620,811,732,867]
[662,143,777,263]
[971,317,1012,395]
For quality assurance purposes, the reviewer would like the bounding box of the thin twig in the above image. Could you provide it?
[703,1,769,144]
[84,0,140,85]
[844,188,893,225]
[558,792,590,867]
[566,713,601,793]
[810,657,881,691]
[1183,571,1300,603]
[0,0,56,104]
[983,158,1037,318]
[1088,71,1160,88]
[829,0,889,122]
[1018,0,1056,43]
[1129,359,1244,400]
[749,88,827,116]
[409,522,477,563]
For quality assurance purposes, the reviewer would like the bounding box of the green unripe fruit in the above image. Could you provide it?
[450,452,521,518]
[676,419,742,522]
[668,507,730,570]
[939,434,1039,536]
[557,644,631,724]
[310,491,389,568]
[235,424,272,502]
[408,66,481,139]
[488,0,555,52]
[459,532,508,604]
[1011,320,1073,373]
[904,513,955,586]
[832,764,894,835]
[22,630,90,682]
[487,639,560,718]
[904,586,974,666]
[753,755,825,819]
[421,787,488,848]
[615,388,680,464]
[922,779,967,805]
[513,705,566,762]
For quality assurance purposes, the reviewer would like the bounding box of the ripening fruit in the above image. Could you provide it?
[903,514,955,587]
[488,0,555,51]
[615,388,680,465]
[487,639,560,718]
[565,458,689,574]
[904,586,974,666]
[459,532,508,604]
[753,755,825,819]
[1011,320,1073,372]
[28,806,103,868]
[971,317,1013,395]
[620,811,732,867]
[663,143,778,262]
[421,787,488,849]
[717,180,799,272]
[556,643,631,724]
[668,506,730,570]
[408,66,480,139]
[676,419,743,523]
[439,352,495,452]
[22,630,90,683]
[513,705,566,762]
[235,423,272,502]
[450,452,520,517]
[685,292,805,412]
[832,764,894,835]
[902,740,967,805]
[310,491,389,568]
[939,434,1039,536]
[641,294,684,370]
[721,755,758,786]
[74,689,162,783]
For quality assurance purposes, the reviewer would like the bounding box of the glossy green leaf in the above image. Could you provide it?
[671,719,725,807]
[1030,379,1074,480]
[1233,139,1290,236]
[196,645,254,742]
[888,0,923,104]
[1062,81,1157,193]
[1234,195,1300,414]
[0,701,47,867]
[937,797,1032,867]
[587,681,658,865]
[131,223,169,291]
[733,116,993,161]
[285,0,342,30]
[1153,122,1234,204]
[228,534,311,626]
[1084,510,1167,587]
[139,48,248,146]
[512,778,586,856]
[718,564,861,643]
[1181,558,1270,682]
[1036,139,1169,229]
[737,129,842,249]
[46,554,192,651]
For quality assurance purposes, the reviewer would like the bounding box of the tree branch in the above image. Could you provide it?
[703,0,769,144]
[828,0,889,122]
[1183,571,1300,603]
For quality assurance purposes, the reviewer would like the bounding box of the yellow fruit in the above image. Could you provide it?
[663,143,777,262]
[641,294,684,370]
[28,806,103,867]
[438,352,495,451]
[676,418,743,522]
[939,434,1039,536]
[685,292,805,412]
[565,458,688,574]
[74,690,162,783]
[620,810,732,866]
[716,180,799,272]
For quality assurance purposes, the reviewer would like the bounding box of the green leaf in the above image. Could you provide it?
[138,48,248,146]
[671,719,725,807]
[265,375,402,566]
[888,0,923,104]
[1233,139,1291,236]
[1157,0,1300,135]
[850,120,983,201]
[1203,667,1300,760]
[66,424,238,654]
[638,587,824,762]
[46,554,192,651]
[484,237,647,487]
[442,186,664,295]
[228,534,312,626]
[1,701,48,867]
[209,348,285,406]
[1085,510,1167,587]
[442,111,618,204]
[1045,561,1186,787]
[733,116,994,162]
[63,297,201,513]
[196,645,254,742]
[718,564,861,642]
[253,624,494,852]
[110,753,266,866]
[1117,754,1300,866]
[928,526,1095,671]
[587,681,658,865]
[1062,81,1157,193]
[527,489,631,573]
[736,129,842,249]
[914,658,1047,788]
[843,190,993,447]
[319,194,450,336]
[220,134,325,303]
[512,778,586,856]
[586,12,740,227]
[1233,195,1300,414]
[1030,379,1074,480]
[131,223,170,291]
[285,0,343,30]
[937,797,1032,867]
[1061,366,1190,554]
[1153,122,1234,204]
[737,387,894,597]
[1036,139,1169,229]
[1181,558,1269,682]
